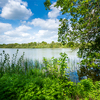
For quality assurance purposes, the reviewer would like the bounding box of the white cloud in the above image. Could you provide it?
[40,30,57,39]
[29,18,60,30]
[0,0,33,20]
[33,29,58,43]
[16,25,31,32]
[5,31,30,37]
[36,30,48,37]
[0,22,12,33]
[0,0,8,7]
[1,27,58,44]
[20,20,26,24]
[0,35,35,44]
[48,2,61,18]
[4,25,32,37]
[0,25,35,44]
[28,16,60,43]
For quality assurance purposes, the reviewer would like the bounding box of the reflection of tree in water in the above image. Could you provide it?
[77,66,100,82]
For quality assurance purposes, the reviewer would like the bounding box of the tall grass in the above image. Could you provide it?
[0,50,29,77]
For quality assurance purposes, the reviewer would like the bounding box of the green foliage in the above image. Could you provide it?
[0,74,27,100]
[77,79,94,97]
[80,52,100,68]
[58,52,68,77]
[1,69,100,100]
[76,79,100,99]
[44,0,100,68]
[42,52,69,79]
[44,0,51,10]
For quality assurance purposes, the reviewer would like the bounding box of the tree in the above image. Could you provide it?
[67,41,74,47]
[42,41,47,45]
[33,42,37,46]
[44,0,100,67]
[50,41,55,48]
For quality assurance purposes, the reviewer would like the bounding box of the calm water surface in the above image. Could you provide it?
[0,48,79,60]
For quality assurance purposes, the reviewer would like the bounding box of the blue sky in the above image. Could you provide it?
[0,0,65,44]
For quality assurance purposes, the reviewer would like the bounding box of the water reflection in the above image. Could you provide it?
[77,65,100,82]
[66,58,100,83]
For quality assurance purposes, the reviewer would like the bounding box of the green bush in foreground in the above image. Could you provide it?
[0,72,73,100]
[0,71,100,100]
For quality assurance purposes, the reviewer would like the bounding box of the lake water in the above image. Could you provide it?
[0,48,79,60]
[1,48,99,83]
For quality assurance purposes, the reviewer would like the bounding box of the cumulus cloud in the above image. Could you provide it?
[29,18,60,30]
[28,17,60,43]
[20,20,26,24]
[0,22,12,33]
[0,0,8,7]
[16,25,31,32]
[36,30,48,37]
[48,2,61,18]
[0,0,33,20]
[4,25,32,37]
[38,30,57,39]
[5,31,30,37]
[1,26,58,44]
[1,25,36,44]
[0,35,35,44]
[33,29,58,43]
[27,3,61,43]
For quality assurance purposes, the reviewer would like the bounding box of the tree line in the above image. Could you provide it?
[0,41,80,48]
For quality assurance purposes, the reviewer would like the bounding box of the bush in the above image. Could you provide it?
[76,78,94,98]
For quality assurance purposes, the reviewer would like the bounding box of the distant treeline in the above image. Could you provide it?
[0,41,80,48]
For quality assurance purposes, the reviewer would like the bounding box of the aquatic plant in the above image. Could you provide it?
[42,52,69,79]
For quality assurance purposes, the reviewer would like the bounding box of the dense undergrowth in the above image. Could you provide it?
[0,50,100,100]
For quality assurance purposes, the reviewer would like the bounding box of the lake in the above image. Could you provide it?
[0,48,99,83]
